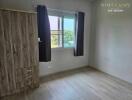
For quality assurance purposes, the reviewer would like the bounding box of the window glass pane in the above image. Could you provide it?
[51,34,59,48]
[49,15,62,48]
[51,34,62,48]
[49,16,62,31]
[64,17,75,48]
[49,16,58,30]
[58,34,62,47]
[49,15,75,48]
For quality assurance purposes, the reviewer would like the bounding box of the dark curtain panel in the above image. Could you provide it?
[74,12,85,56]
[37,5,51,62]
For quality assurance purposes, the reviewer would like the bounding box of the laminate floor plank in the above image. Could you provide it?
[1,67,132,100]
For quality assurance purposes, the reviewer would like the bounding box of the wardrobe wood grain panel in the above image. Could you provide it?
[0,10,39,97]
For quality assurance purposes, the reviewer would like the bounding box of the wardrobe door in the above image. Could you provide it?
[12,12,39,92]
[0,10,17,96]
[27,14,39,87]
[0,10,39,97]
[0,10,7,97]
[11,12,25,91]
[19,13,39,89]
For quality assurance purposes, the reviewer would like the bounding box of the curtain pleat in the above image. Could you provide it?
[74,12,85,56]
[0,10,39,97]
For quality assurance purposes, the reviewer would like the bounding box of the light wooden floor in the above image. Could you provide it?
[1,67,132,100]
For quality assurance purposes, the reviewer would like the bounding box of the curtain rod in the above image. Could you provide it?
[0,8,37,14]
[47,8,76,14]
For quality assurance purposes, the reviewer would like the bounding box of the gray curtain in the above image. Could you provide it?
[0,9,39,97]
[74,12,85,56]
[37,5,51,62]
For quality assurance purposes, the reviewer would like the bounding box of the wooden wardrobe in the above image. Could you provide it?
[0,9,39,97]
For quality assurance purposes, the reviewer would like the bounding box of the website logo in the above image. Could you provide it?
[101,2,131,13]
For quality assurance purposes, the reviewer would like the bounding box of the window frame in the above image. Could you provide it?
[48,12,76,49]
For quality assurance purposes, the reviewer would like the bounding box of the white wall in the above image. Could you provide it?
[90,0,132,83]
[38,0,91,76]
[0,0,92,76]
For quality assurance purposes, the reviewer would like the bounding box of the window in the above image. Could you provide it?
[49,13,75,48]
